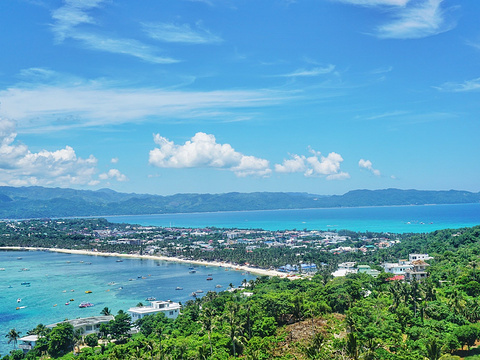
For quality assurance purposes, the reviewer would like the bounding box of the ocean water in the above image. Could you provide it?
[0,250,256,356]
[103,203,480,233]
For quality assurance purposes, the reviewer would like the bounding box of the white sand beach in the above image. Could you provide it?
[0,246,288,278]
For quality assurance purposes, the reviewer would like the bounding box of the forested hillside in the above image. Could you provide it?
[4,225,480,359]
[0,186,479,219]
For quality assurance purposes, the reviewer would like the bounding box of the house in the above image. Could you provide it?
[332,262,357,277]
[18,335,39,353]
[409,253,433,262]
[404,260,430,281]
[357,265,381,278]
[382,260,413,275]
[128,300,181,321]
[46,315,114,335]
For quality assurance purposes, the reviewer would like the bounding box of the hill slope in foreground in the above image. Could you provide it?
[0,186,478,219]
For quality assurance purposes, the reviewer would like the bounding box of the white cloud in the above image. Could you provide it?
[375,0,455,39]
[51,0,177,63]
[0,79,291,132]
[149,132,271,177]
[278,65,336,77]
[434,77,480,92]
[99,168,128,182]
[275,149,349,179]
[359,158,381,176]
[111,157,119,164]
[0,117,99,187]
[142,22,223,44]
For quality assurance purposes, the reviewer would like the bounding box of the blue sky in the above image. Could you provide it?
[0,0,478,195]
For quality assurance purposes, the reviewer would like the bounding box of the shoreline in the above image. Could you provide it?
[0,246,288,278]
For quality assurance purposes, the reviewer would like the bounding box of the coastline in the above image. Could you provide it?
[0,246,288,278]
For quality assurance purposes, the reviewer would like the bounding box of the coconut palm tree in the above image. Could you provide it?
[5,328,21,349]
[101,307,112,316]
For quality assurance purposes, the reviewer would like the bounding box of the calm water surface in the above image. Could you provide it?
[104,203,480,233]
[0,250,255,356]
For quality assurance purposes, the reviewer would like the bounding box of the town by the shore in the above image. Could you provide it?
[0,246,288,278]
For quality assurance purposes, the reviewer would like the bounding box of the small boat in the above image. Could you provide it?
[70,289,75,292]
[206,277,213,281]
[146,297,156,301]
[85,262,92,265]
[16,306,26,310]
[215,284,223,288]
[129,278,134,281]
[21,268,29,271]
[190,292,197,297]
[175,287,183,290]
[0,268,5,271]
[207,274,212,276]
[21,282,30,286]
[62,290,67,293]
[17,257,22,260]
[65,302,70,305]
[118,287,123,290]
[79,302,94,308]
[17,298,21,303]
[196,289,204,293]
[107,282,116,286]
[116,260,123,262]
[85,290,92,294]
[189,270,196,274]
[70,299,74,301]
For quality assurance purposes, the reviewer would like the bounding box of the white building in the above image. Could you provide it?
[409,254,433,262]
[46,315,114,335]
[332,262,357,277]
[382,260,413,275]
[128,300,181,321]
[18,335,39,353]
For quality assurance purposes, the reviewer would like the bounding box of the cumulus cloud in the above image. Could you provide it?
[111,157,119,164]
[359,158,381,176]
[149,132,271,177]
[275,149,349,179]
[99,168,128,182]
[0,117,98,186]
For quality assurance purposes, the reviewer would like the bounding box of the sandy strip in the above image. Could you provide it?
[0,246,288,278]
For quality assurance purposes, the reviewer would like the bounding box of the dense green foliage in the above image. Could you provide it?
[0,186,478,219]
[5,224,480,359]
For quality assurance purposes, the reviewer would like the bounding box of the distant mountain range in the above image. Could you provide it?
[0,186,478,219]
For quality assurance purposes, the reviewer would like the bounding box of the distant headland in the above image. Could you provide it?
[0,186,479,220]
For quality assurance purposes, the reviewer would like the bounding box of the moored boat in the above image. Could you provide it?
[79,302,94,308]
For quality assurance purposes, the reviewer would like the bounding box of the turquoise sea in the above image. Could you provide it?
[0,250,256,356]
[2,203,480,356]
[103,203,480,233]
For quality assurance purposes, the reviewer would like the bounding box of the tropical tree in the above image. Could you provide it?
[5,328,21,349]
[101,306,112,316]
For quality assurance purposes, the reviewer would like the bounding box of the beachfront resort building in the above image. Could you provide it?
[128,300,181,321]
[18,316,114,354]
[46,315,115,335]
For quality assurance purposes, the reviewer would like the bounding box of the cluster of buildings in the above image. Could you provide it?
[18,300,181,354]
[331,253,432,282]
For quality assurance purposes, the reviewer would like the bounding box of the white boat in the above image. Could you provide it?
[17,298,21,303]
[175,287,183,290]
[196,289,203,293]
